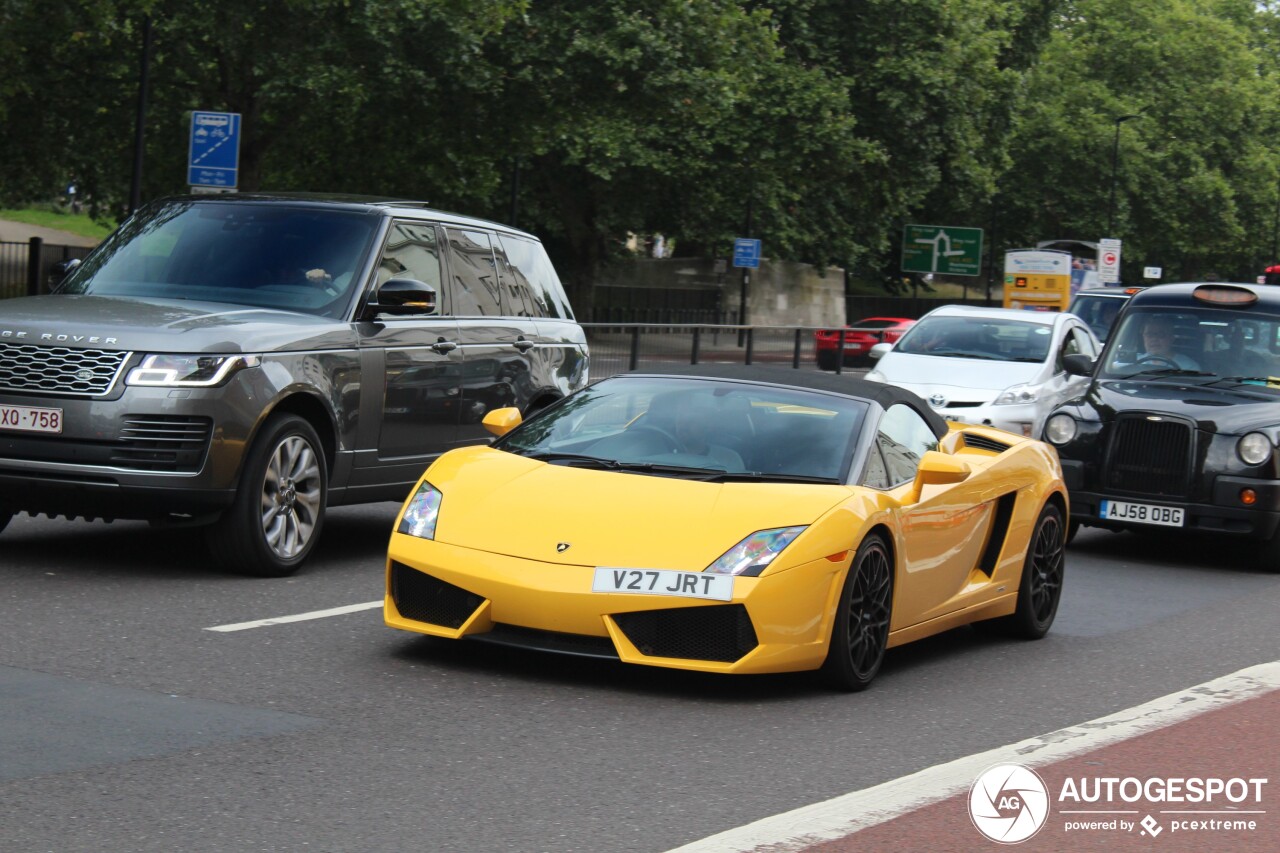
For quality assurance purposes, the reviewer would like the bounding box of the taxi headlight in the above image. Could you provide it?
[993,383,1038,406]
[1238,432,1273,466]
[126,354,260,387]
[397,482,443,540]
[1044,413,1077,445]
[705,526,807,577]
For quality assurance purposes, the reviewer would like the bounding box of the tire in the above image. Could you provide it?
[205,414,327,577]
[820,534,893,692]
[1254,533,1280,574]
[982,503,1065,639]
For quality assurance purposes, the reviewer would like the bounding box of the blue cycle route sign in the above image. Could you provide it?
[733,238,762,269]
[188,111,241,188]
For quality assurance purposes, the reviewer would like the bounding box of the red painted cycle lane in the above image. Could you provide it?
[807,689,1280,853]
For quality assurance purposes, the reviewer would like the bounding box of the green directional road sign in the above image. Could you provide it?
[901,225,984,276]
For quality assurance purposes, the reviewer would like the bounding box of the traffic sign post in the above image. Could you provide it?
[733,238,761,269]
[1099,237,1122,284]
[188,111,241,189]
[901,225,983,276]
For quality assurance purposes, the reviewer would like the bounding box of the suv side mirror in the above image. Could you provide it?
[49,257,81,288]
[371,278,438,316]
[869,342,893,360]
[1062,353,1095,377]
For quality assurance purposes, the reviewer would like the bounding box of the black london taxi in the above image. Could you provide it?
[1042,282,1280,569]
[0,194,588,576]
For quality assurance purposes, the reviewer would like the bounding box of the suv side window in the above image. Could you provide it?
[377,221,444,311]
[876,403,938,486]
[497,234,573,320]
[445,228,502,316]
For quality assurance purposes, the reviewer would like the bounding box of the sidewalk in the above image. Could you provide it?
[0,217,100,247]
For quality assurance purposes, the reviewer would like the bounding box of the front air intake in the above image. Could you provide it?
[614,604,758,663]
[389,562,484,629]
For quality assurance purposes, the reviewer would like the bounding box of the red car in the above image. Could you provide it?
[815,317,915,370]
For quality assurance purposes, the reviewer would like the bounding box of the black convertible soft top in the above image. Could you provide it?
[623,363,949,439]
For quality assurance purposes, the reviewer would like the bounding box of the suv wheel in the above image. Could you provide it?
[206,414,327,577]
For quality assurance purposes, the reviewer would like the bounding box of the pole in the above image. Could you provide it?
[1107,114,1143,237]
[128,16,153,214]
[508,160,520,228]
[737,180,755,345]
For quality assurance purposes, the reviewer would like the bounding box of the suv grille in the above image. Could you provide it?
[1105,415,1194,497]
[109,415,213,472]
[389,563,484,629]
[0,343,129,396]
[614,604,758,663]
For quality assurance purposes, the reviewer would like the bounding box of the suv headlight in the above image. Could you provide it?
[993,383,1038,406]
[705,527,806,576]
[1238,432,1273,466]
[1044,413,1077,445]
[397,482,443,540]
[126,354,261,387]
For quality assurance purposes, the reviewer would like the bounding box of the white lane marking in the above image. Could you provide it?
[667,661,1280,853]
[206,600,383,632]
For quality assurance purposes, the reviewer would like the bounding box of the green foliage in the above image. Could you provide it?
[1,0,1277,294]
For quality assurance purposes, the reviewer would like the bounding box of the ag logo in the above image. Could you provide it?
[969,763,1050,844]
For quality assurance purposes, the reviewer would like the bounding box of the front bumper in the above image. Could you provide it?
[384,536,846,675]
[1061,460,1280,540]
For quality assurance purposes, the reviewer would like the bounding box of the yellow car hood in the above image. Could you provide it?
[419,447,851,570]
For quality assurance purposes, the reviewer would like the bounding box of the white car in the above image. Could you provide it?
[865,305,1100,438]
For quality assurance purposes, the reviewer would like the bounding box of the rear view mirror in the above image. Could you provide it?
[483,407,522,437]
[1062,353,1095,377]
[372,278,438,315]
[904,450,970,503]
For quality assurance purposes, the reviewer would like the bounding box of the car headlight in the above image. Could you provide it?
[865,370,885,382]
[1044,413,1077,445]
[397,482,443,539]
[705,526,807,577]
[126,354,261,387]
[1238,432,1273,466]
[993,383,1038,406]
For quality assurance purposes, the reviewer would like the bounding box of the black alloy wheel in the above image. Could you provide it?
[821,535,893,692]
[980,503,1065,639]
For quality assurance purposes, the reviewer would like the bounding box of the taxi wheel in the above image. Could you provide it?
[1255,533,1280,573]
[989,503,1065,639]
[206,414,328,577]
[821,534,893,692]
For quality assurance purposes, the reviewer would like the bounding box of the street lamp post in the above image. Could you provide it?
[1107,113,1143,237]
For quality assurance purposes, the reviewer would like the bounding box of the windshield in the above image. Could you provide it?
[58,201,379,318]
[893,315,1053,363]
[1069,292,1128,342]
[1097,306,1280,382]
[496,376,869,482]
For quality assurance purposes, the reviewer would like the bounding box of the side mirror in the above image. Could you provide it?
[869,342,893,360]
[49,257,81,287]
[1062,353,1096,377]
[482,406,522,437]
[904,450,970,503]
[372,278,438,315]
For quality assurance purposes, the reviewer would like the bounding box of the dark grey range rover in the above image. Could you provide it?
[0,194,589,575]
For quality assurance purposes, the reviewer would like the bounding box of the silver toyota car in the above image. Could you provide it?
[0,195,589,576]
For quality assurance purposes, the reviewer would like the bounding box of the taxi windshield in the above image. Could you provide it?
[1098,306,1280,383]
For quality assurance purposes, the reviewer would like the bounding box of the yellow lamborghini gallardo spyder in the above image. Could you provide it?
[385,364,1068,691]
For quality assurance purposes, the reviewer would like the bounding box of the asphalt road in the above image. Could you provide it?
[1,508,1278,852]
